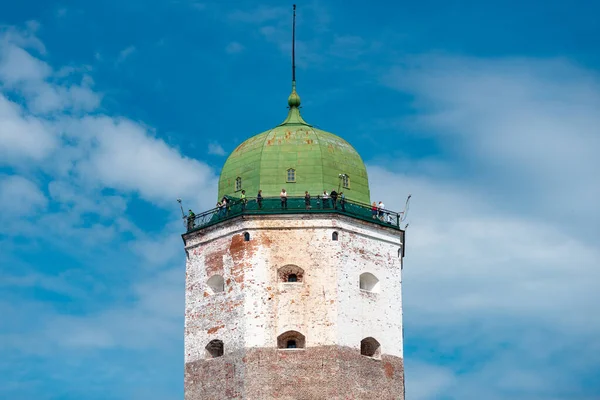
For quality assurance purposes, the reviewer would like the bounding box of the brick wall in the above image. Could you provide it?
[184,214,404,399]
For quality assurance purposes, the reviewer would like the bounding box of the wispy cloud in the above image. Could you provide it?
[116,45,135,64]
[207,142,226,156]
[225,41,244,54]
[368,54,600,399]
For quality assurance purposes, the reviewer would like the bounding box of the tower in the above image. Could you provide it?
[182,7,406,399]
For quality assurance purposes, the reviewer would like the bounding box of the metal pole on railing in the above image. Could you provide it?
[177,198,187,229]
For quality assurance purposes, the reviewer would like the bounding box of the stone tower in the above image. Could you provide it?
[182,9,406,399]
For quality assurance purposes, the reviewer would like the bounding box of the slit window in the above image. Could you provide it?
[244,232,250,241]
[359,272,380,293]
[207,275,225,294]
[277,331,305,349]
[235,177,242,191]
[205,339,224,358]
[286,168,296,183]
[360,337,381,359]
[332,231,338,241]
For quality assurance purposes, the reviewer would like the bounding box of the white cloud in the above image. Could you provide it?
[0,95,58,163]
[367,54,600,398]
[0,26,218,212]
[0,175,47,218]
[383,56,600,234]
[0,42,51,84]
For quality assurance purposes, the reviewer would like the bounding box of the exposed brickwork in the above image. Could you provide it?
[185,346,404,400]
[183,214,404,399]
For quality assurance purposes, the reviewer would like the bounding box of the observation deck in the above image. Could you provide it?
[184,196,405,234]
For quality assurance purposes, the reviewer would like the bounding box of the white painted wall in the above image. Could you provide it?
[184,214,404,364]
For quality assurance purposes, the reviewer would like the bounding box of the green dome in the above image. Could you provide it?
[218,83,371,204]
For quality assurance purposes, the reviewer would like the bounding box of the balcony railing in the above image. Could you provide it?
[184,196,404,233]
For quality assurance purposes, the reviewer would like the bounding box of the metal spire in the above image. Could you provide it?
[292,4,296,84]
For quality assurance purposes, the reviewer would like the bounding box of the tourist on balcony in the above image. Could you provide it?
[280,189,288,209]
[217,201,225,218]
[240,190,247,211]
[257,190,263,209]
[378,201,385,221]
[339,192,346,212]
[371,202,378,218]
[330,189,338,209]
[322,190,329,208]
[187,209,195,231]
[304,191,311,210]
[222,196,231,216]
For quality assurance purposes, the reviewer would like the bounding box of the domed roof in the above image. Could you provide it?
[218,83,371,204]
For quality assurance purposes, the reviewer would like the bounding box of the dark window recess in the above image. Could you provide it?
[244,232,250,241]
[332,232,338,241]
[277,331,305,349]
[287,274,298,282]
[205,339,224,358]
[360,337,381,359]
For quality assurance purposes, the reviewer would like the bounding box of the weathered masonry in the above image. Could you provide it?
[181,6,407,399]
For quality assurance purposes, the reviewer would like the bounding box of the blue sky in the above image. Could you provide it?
[1,1,599,399]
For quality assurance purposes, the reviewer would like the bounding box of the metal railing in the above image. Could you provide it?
[184,196,404,233]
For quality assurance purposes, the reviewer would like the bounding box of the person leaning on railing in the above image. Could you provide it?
[280,189,288,209]
[187,209,195,231]
[257,190,263,209]
[304,191,311,210]
[330,189,338,209]
[240,190,247,211]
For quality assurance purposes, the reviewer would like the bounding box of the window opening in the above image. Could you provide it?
[342,174,350,188]
[205,339,224,358]
[235,177,242,191]
[278,265,304,283]
[359,272,380,293]
[360,337,381,359]
[332,231,339,241]
[286,168,296,183]
[277,331,305,349]
[244,232,250,241]
[207,275,225,294]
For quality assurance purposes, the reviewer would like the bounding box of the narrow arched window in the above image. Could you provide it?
[205,339,224,358]
[286,168,296,183]
[342,174,350,188]
[360,337,381,359]
[235,177,242,191]
[207,275,225,294]
[359,272,380,293]
[278,265,304,283]
[244,232,250,241]
[277,331,305,349]
[332,231,338,241]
